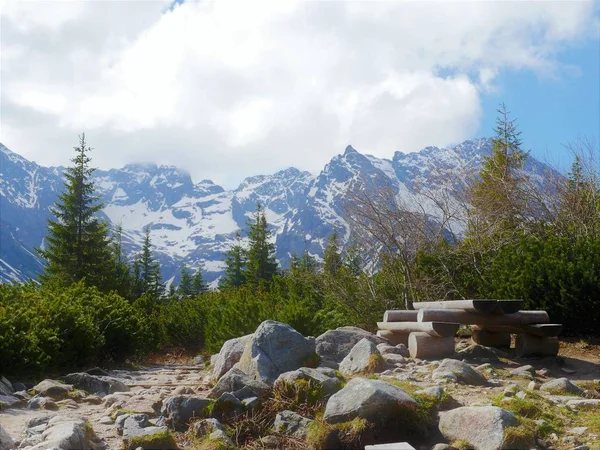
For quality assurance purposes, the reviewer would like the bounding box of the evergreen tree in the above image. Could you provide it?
[345,245,363,277]
[38,134,114,289]
[177,265,193,298]
[220,232,246,289]
[191,266,208,294]
[323,233,343,277]
[470,103,528,235]
[111,223,134,299]
[244,204,278,287]
[135,227,164,300]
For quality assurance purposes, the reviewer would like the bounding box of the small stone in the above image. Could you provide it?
[515,391,527,399]
[503,384,518,397]
[528,381,539,391]
[540,378,584,396]
[99,416,113,425]
[568,427,588,435]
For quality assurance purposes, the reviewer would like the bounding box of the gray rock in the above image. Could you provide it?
[415,386,445,401]
[565,399,600,410]
[339,338,383,376]
[274,410,313,438]
[28,416,98,450]
[86,367,110,376]
[316,326,386,365]
[210,354,219,366]
[192,418,223,438]
[172,386,195,395]
[193,355,204,365]
[0,425,15,450]
[209,429,234,447]
[457,344,507,360]
[210,367,271,399]
[0,394,22,408]
[439,406,521,450]
[274,367,342,397]
[316,367,338,378]
[383,354,407,365]
[12,390,32,401]
[260,435,282,448]
[237,321,316,385]
[26,414,56,428]
[116,414,150,437]
[324,378,417,425]
[31,379,73,400]
[511,365,535,377]
[212,334,253,380]
[160,395,212,431]
[0,377,13,397]
[27,396,58,410]
[63,372,130,395]
[432,359,487,385]
[99,416,114,425]
[540,378,584,395]
[212,392,244,421]
[431,445,451,450]
[528,381,540,391]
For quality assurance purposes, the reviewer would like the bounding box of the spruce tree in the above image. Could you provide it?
[191,266,208,294]
[244,204,278,287]
[135,227,164,300]
[220,232,246,289]
[38,134,114,289]
[323,233,343,277]
[111,223,134,298]
[470,103,528,235]
[177,265,193,298]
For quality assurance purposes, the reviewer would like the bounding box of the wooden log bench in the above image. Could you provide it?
[378,299,562,358]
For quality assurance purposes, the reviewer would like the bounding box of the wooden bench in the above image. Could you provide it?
[378,300,562,359]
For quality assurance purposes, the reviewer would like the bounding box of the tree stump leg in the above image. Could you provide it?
[408,332,455,359]
[515,335,559,357]
[377,330,409,346]
[472,329,511,348]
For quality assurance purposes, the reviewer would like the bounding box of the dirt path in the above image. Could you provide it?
[0,364,210,449]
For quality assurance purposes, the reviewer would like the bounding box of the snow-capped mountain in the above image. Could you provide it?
[0,139,558,285]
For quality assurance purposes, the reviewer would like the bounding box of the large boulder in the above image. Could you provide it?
[26,416,101,450]
[212,334,253,380]
[274,410,313,439]
[0,377,13,396]
[0,394,22,408]
[116,413,176,450]
[209,367,271,400]
[274,367,342,397]
[237,321,316,385]
[62,372,130,395]
[324,378,417,426]
[439,406,522,450]
[160,395,212,431]
[0,424,15,450]
[32,379,73,400]
[316,327,386,367]
[540,378,584,396]
[339,338,383,376]
[432,359,487,385]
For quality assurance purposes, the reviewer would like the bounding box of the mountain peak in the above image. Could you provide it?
[344,145,358,155]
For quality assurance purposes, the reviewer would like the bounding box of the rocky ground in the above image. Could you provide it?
[0,323,598,450]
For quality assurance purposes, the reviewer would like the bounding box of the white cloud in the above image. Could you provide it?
[1,0,597,187]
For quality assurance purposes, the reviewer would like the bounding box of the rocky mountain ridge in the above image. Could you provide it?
[0,140,558,286]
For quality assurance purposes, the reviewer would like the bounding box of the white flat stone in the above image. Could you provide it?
[365,444,416,450]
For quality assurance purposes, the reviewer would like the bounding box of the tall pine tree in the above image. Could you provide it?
[244,204,278,287]
[134,227,164,300]
[470,103,528,235]
[38,134,114,289]
[219,232,246,289]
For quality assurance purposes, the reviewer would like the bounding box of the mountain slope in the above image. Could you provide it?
[0,140,559,285]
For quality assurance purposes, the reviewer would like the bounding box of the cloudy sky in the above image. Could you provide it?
[1,0,599,188]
